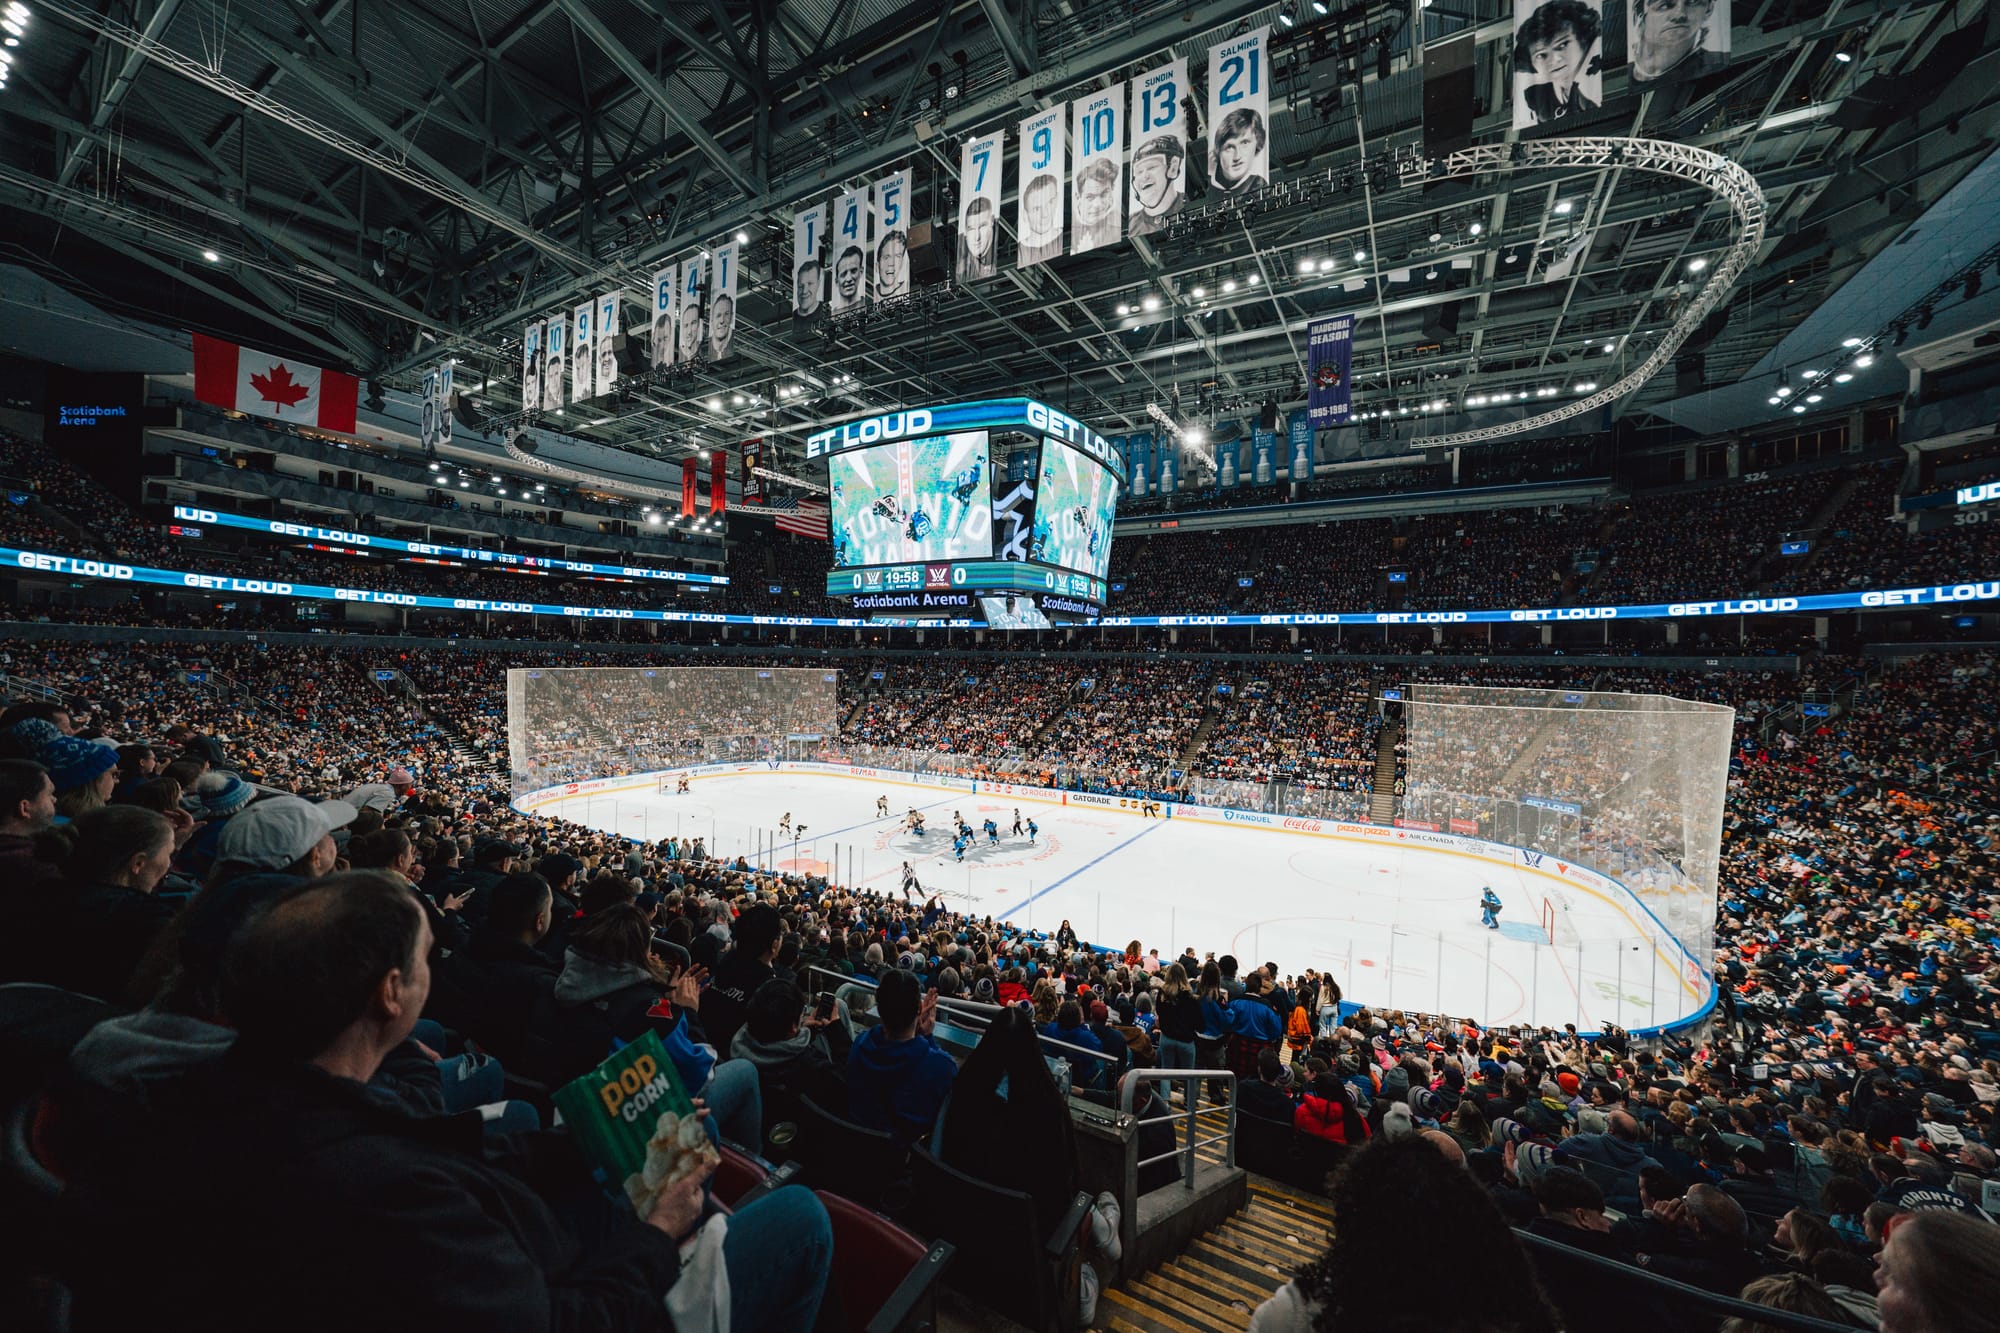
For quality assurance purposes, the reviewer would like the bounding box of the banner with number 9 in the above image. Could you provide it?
[1016,105,1066,269]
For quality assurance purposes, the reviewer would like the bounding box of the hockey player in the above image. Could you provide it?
[877,795,890,818]
[983,817,999,846]
[1026,817,1039,844]
[676,775,691,795]
[779,812,792,839]
[953,831,968,863]
[1479,886,1503,930]
[907,808,926,836]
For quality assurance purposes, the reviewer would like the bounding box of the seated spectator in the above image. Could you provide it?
[1632,1183,1769,1296]
[846,967,955,1144]
[702,902,785,1057]
[0,758,59,978]
[1295,1071,1369,1145]
[1526,1165,1628,1257]
[1875,1210,2000,1333]
[9,716,118,821]
[1249,1138,1560,1331]
[66,870,832,1331]
[39,804,181,1003]
[728,977,848,1110]
[1041,996,1108,1086]
[423,872,561,1069]
[209,795,355,887]
[1720,1274,1857,1333]
[1238,1047,1297,1122]
[545,903,760,1148]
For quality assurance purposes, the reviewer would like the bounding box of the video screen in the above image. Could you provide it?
[828,431,992,568]
[979,594,1054,630]
[1028,437,1118,580]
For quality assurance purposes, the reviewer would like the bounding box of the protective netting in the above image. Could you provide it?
[1400,685,1735,968]
[508,666,840,797]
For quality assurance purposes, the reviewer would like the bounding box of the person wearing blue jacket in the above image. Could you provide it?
[847,969,957,1144]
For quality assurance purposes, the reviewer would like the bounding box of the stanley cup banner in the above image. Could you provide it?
[1306,314,1355,427]
[571,301,593,404]
[595,292,620,397]
[830,188,869,315]
[541,316,565,412]
[1511,0,1604,128]
[1251,427,1276,485]
[792,202,827,318]
[1287,411,1314,482]
[1208,27,1271,197]
[419,367,439,449]
[1129,59,1189,239]
[677,263,704,365]
[1016,105,1066,268]
[956,132,1002,283]
[651,264,677,368]
[437,359,454,447]
[1217,432,1242,489]
[871,168,912,303]
[708,242,738,362]
[521,321,541,409]
[1071,83,1124,256]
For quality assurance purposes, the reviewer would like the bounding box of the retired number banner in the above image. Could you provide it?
[872,169,911,303]
[831,188,868,315]
[595,292,619,397]
[1016,106,1065,268]
[1208,27,1270,196]
[677,262,704,364]
[541,317,565,412]
[956,133,1002,283]
[1129,59,1189,238]
[521,321,541,409]
[708,242,738,362]
[1071,83,1124,256]
[570,301,593,404]
[651,264,677,368]
[793,203,827,319]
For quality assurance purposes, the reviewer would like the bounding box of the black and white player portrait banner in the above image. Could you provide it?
[1129,59,1189,239]
[793,203,827,319]
[956,132,1002,283]
[436,359,454,446]
[831,188,869,315]
[1628,0,1728,86]
[651,264,677,368]
[521,320,541,407]
[708,242,739,362]
[420,366,439,448]
[1071,83,1125,255]
[595,293,619,397]
[542,317,565,412]
[1512,0,1603,127]
[1208,27,1270,196]
[1017,105,1065,268]
[872,169,912,303]
[570,302,592,405]
[677,264,705,365]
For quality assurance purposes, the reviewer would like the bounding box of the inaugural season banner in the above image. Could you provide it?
[1129,59,1189,239]
[708,242,739,362]
[793,203,826,319]
[1017,105,1066,268]
[651,264,677,368]
[957,132,1002,283]
[521,321,540,407]
[1307,314,1355,427]
[1071,82,1125,256]
[831,188,869,315]
[1207,27,1270,197]
[595,292,619,397]
[872,168,912,303]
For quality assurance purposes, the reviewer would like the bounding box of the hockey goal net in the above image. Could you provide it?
[1541,893,1581,949]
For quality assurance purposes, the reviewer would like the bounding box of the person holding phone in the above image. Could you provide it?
[730,976,850,1109]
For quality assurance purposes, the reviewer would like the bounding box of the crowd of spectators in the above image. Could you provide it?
[1590,471,1850,605]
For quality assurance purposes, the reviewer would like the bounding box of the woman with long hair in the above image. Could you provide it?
[1195,959,1230,1102]
[1030,975,1061,1026]
[43,803,179,1002]
[1153,962,1201,1078]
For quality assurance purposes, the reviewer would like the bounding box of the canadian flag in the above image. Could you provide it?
[192,332,359,433]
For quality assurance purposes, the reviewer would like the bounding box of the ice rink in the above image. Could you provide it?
[532,770,1707,1032]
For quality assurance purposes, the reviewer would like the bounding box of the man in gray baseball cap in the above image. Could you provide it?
[214,796,358,880]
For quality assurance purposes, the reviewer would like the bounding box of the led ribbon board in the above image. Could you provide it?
[5,542,1993,628]
[170,506,729,585]
[805,397,1128,487]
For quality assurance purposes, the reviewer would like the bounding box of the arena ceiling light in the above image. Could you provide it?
[1141,295,1161,312]
[1842,337,1862,347]
[1554,200,1573,215]
[1834,372,1854,383]
[1353,248,1368,262]
[201,248,219,262]
[1297,258,1315,274]
[1854,354,1874,367]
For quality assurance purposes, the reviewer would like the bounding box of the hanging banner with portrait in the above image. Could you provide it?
[957,132,1002,283]
[570,302,593,405]
[792,204,826,321]
[651,265,677,368]
[1207,27,1270,197]
[595,292,619,397]
[1512,0,1604,129]
[541,316,566,412]
[708,242,738,362]
[830,188,869,315]
[1626,0,1728,87]
[1306,314,1354,427]
[872,169,912,303]
[436,359,454,446]
[1016,105,1066,269]
[419,366,439,449]
[1070,82,1124,256]
[1129,59,1189,239]
[677,263,704,365]
[521,320,540,409]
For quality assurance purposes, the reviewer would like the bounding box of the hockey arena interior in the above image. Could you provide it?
[4,0,2000,1329]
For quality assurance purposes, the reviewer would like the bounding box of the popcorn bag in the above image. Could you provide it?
[551,1030,719,1217]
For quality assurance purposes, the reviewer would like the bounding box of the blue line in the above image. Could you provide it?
[996,818,1171,920]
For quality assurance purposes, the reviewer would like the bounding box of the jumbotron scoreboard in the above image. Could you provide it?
[812,397,1124,626]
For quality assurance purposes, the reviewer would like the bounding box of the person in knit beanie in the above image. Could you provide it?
[9,718,119,820]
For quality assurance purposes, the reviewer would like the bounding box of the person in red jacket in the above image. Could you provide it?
[1295,1072,1371,1145]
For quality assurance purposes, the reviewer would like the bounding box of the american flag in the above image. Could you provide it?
[771,495,829,540]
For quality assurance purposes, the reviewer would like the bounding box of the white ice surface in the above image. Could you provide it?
[535,771,1702,1031]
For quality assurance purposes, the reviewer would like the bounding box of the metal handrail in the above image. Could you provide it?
[1118,1068,1238,1190]
[799,963,1129,1068]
